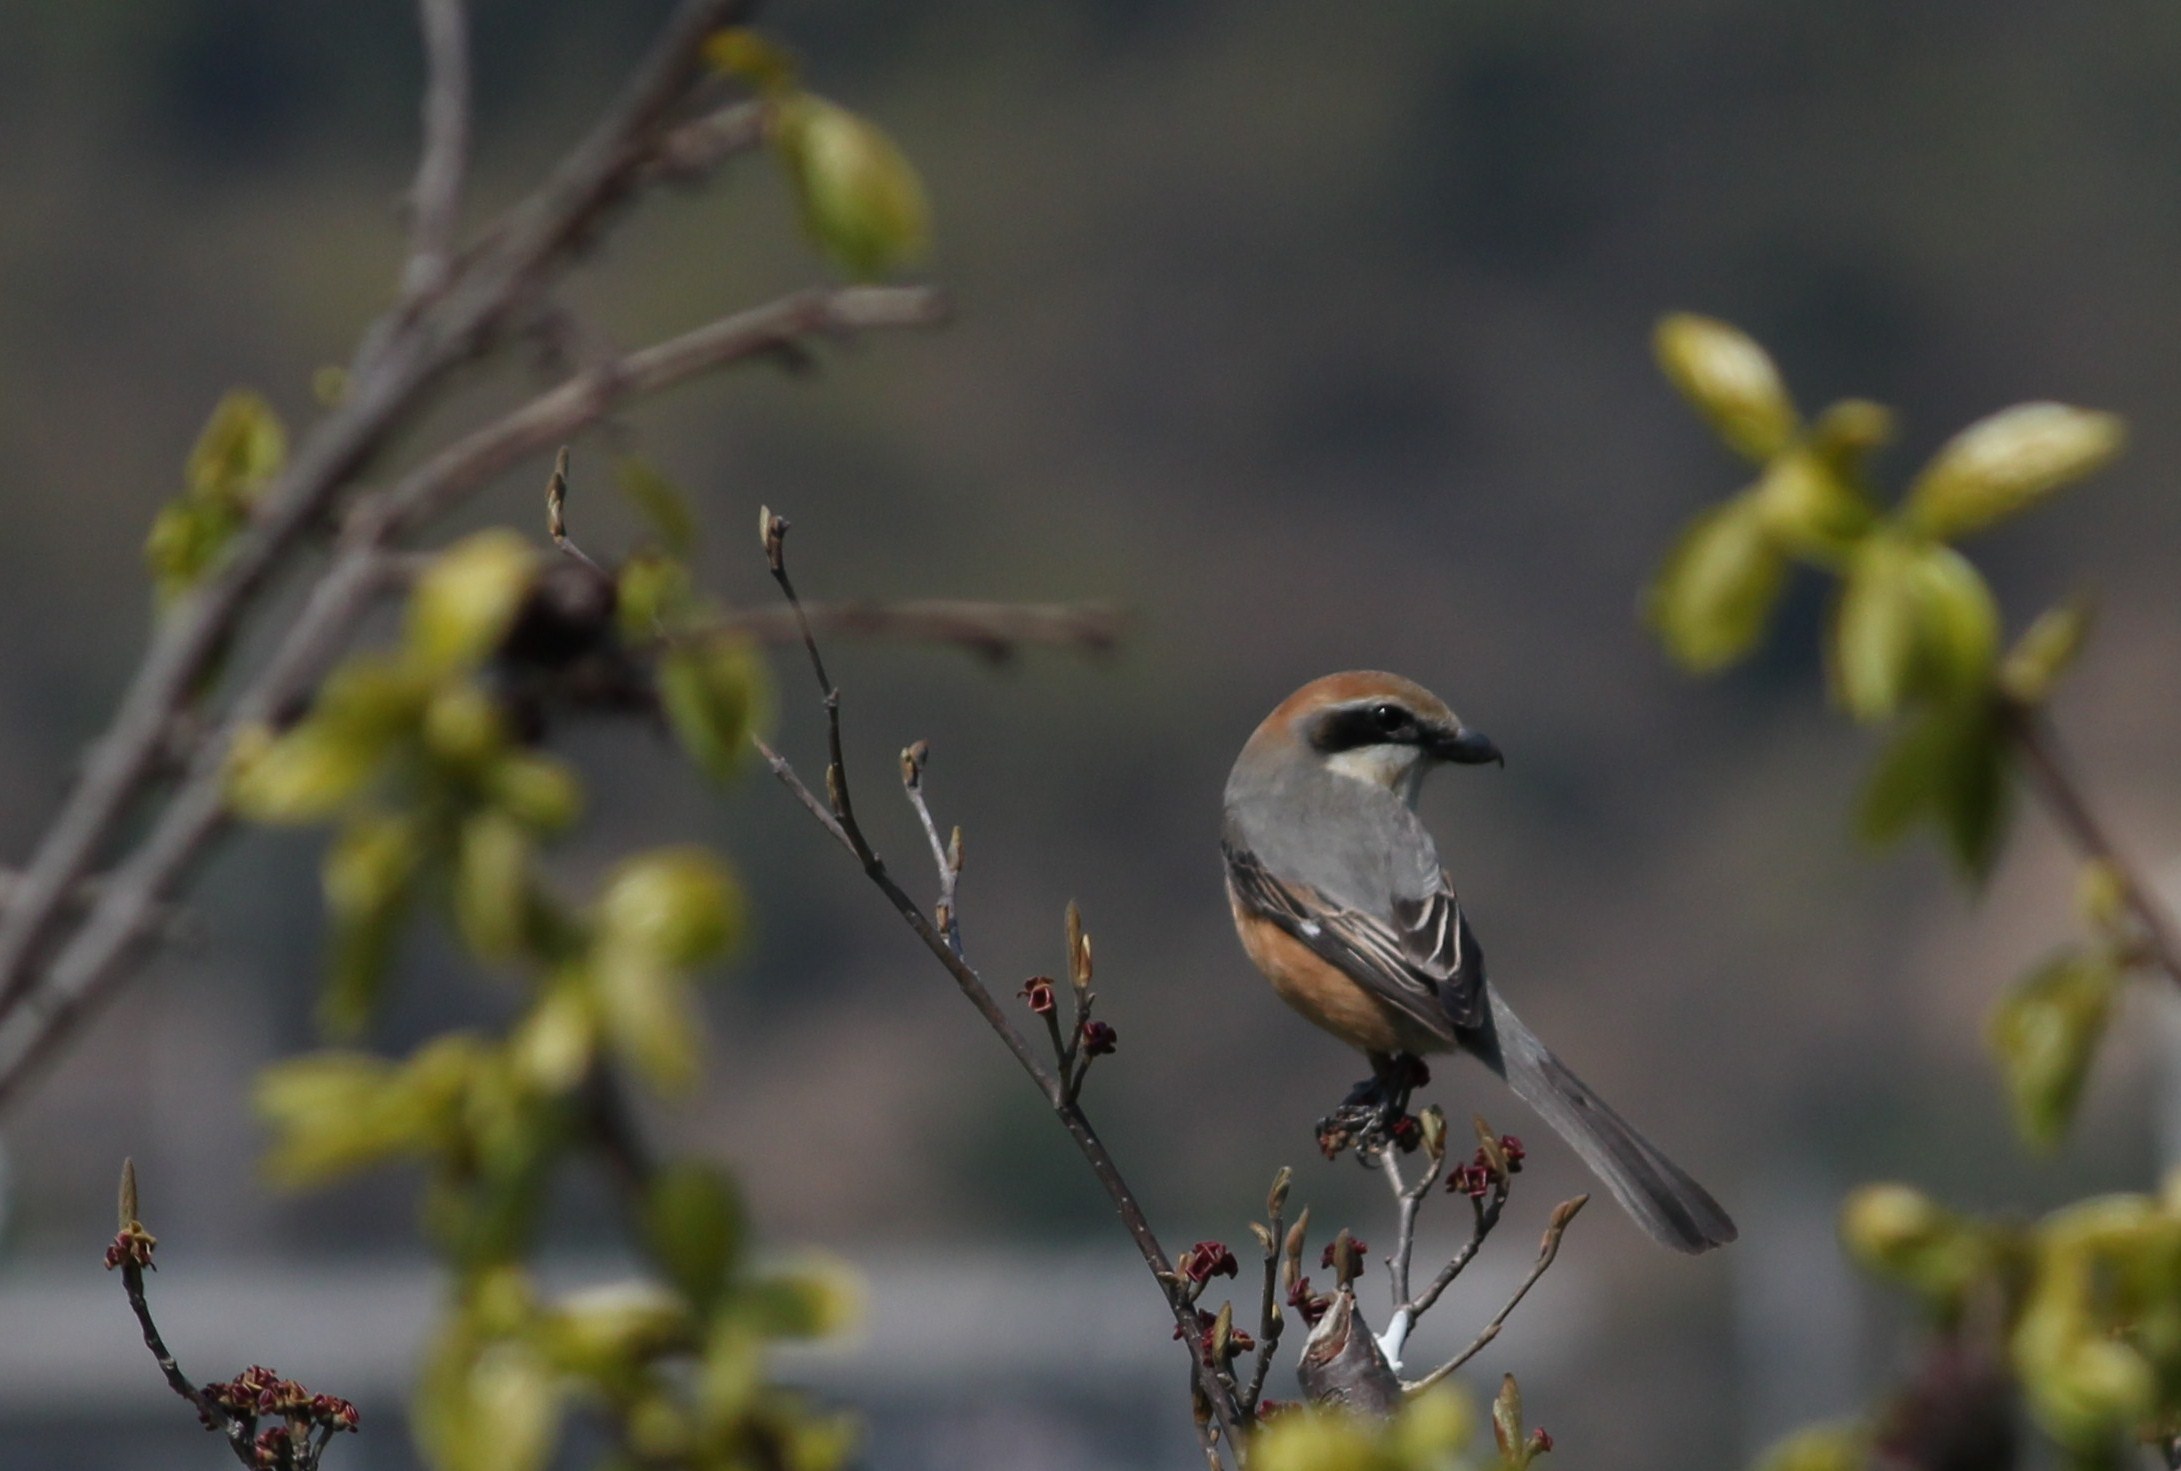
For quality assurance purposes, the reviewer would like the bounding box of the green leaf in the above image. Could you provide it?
[1653,313,1799,461]
[1856,708,1953,849]
[227,722,388,824]
[423,684,510,770]
[2014,1244,2158,1449]
[1990,950,2121,1151]
[1906,542,2000,702]
[186,389,287,508]
[616,554,697,642]
[1749,449,1877,560]
[1999,598,2095,707]
[408,531,537,677]
[508,981,597,1093]
[455,811,533,964]
[1905,402,2125,540]
[255,1052,420,1187]
[1390,1390,1474,1464]
[1855,704,2012,880]
[416,1333,562,1471]
[746,1259,862,1340]
[1645,496,1788,671]
[486,751,583,833]
[1249,1413,1379,1471]
[1932,704,2012,881]
[320,812,423,1037]
[1839,1183,1993,1311]
[617,458,698,559]
[144,499,246,608]
[1831,533,1923,722]
[1752,1425,1868,1471]
[596,947,701,1091]
[599,848,742,968]
[659,635,766,782]
[775,94,932,280]
[643,1162,747,1315]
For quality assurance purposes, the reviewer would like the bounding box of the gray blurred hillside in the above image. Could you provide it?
[2,2,2180,1468]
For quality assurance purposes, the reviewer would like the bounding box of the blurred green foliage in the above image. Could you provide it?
[171,19,932,1455]
[1654,317,2179,1470]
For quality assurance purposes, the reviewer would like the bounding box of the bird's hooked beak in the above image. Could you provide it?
[1427,725,1503,767]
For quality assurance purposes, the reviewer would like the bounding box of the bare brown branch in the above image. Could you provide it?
[404,0,472,299]
[749,521,1248,1461]
[1403,1195,1587,1396]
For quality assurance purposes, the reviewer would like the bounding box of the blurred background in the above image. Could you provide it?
[4,1,2181,1467]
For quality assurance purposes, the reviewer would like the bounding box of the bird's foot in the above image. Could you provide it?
[1316,1057,1430,1162]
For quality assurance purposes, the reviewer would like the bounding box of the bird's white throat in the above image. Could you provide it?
[1323,744,1428,807]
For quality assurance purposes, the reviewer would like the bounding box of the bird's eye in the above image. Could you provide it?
[1371,704,1407,734]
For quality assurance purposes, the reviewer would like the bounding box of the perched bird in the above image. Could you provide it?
[1222,671,1736,1254]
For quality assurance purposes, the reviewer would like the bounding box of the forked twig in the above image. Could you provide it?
[748,515,1247,1458]
[1403,1195,1587,1396]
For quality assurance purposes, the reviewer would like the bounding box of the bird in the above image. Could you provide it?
[1222,670,1736,1254]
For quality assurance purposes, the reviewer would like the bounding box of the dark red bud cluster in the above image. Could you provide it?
[1180,1240,1239,1284]
[1018,977,1056,1015]
[1285,1276,1330,1326]
[201,1367,359,1435]
[103,1223,158,1271]
[1319,1238,1368,1272]
[1389,1114,1422,1152]
[1531,1428,1554,1455]
[1446,1135,1526,1196]
[253,1425,292,1469]
[1081,1020,1118,1056]
[1170,1308,1253,1366]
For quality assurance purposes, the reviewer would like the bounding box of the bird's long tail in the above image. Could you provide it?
[1467,987,1736,1254]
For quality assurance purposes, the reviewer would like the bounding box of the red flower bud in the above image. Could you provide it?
[1182,1240,1240,1283]
[1081,1020,1118,1056]
[1319,1238,1369,1271]
[1018,977,1056,1015]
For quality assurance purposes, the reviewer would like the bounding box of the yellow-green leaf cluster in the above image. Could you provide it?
[1988,950,2121,1151]
[1821,1179,2181,1462]
[1252,1388,1480,1471]
[146,390,288,608]
[1649,312,2126,886]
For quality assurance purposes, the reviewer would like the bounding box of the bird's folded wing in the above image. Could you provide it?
[1224,843,1486,1035]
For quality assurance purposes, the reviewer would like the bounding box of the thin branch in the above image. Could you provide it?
[1409,1185,1506,1324]
[543,447,609,575]
[750,522,1247,1459]
[710,599,1123,663]
[1403,1196,1587,1397]
[643,99,769,184]
[382,288,946,543]
[1240,1171,1291,1418]
[403,0,471,299]
[2005,703,2181,989]
[119,1259,253,1467]
[0,552,400,1111]
[899,743,964,958]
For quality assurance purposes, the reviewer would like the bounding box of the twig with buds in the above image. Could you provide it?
[748,512,1248,1460]
[106,1159,361,1470]
[1404,1195,1586,1395]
